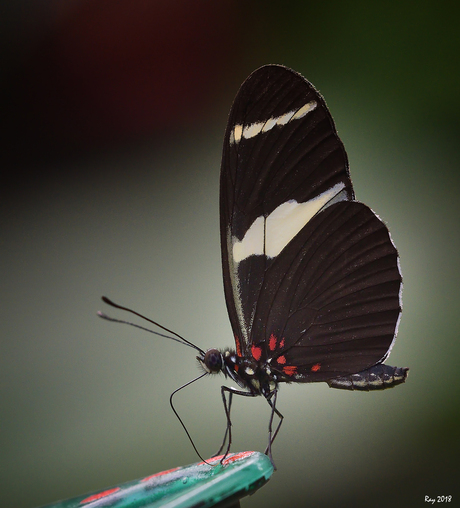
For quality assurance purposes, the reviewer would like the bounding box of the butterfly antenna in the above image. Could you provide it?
[98,296,204,354]
[170,372,213,465]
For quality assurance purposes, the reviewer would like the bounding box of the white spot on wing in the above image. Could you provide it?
[292,101,317,120]
[233,124,243,144]
[242,121,264,139]
[262,117,277,132]
[275,110,296,126]
[232,182,346,262]
[229,101,317,145]
[232,216,265,262]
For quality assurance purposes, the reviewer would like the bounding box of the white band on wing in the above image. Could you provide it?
[232,182,346,263]
[229,101,317,145]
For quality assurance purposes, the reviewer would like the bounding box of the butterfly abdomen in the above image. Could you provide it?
[326,364,409,391]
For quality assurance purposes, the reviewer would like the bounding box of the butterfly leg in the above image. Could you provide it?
[214,385,258,462]
[264,388,283,469]
[213,388,233,457]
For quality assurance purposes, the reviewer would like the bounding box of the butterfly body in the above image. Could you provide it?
[198,347,278,397]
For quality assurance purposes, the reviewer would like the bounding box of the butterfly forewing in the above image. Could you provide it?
[220,65,401,382]
[221,66,352,352]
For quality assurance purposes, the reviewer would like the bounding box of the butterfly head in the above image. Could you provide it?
[197,348,224,374]
[197,348,250,388]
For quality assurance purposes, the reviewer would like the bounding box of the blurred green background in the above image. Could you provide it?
[1,1,459,507]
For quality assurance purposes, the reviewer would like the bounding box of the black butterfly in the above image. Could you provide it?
[101,64,408,466]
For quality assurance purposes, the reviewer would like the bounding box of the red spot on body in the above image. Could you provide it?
[234,364,239,372]
[277,355,286,365]
[234,335,242,357]
[251,345,262,361]
[269,334,277,351]
[311,363,321,372]
[81,488,120,504]
[142,467,179,481]
[280,338,285,348]
[283,365,297,376]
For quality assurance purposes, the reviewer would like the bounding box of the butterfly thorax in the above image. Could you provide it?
[197,347,278,398]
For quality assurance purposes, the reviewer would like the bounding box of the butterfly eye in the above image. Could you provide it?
[202,349,223,373]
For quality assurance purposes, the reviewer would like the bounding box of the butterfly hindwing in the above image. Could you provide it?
[252,200,401,382]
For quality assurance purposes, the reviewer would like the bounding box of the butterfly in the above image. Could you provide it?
[101,64,408,466]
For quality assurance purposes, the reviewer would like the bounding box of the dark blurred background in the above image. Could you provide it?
[1,1,459,507]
